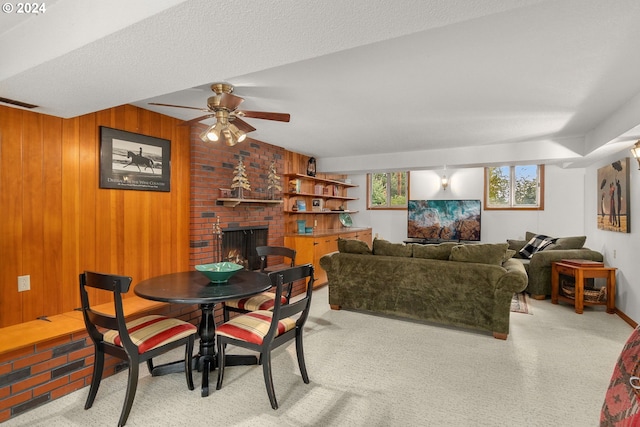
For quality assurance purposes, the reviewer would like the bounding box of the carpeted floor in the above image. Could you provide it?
[3,285,633,426]
[511,291,532,314]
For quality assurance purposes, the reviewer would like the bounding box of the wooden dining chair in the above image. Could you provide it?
[223,246,296,321]
[216,264,315,409]
[79,271,198,427]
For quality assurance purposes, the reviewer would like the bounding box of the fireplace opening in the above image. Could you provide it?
[221,226,268,270]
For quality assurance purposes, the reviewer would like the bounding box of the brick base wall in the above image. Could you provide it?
[0,303,200,422]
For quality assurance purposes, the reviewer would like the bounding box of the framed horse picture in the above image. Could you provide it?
[99,127,171,192]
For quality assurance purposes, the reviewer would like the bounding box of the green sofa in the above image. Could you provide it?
[319,239,528,340]
[507,232,603,299]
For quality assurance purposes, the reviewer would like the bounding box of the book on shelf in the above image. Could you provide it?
[295,199,306,212]
[288,179,301,193]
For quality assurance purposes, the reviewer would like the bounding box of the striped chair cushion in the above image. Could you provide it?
[216,310,296,345]
[103,315,197,354]
[225,292,287,311]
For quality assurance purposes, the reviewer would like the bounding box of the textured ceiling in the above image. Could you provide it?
[2,0,640,173]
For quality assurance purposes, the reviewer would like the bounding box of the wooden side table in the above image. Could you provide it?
[551,260,616,314]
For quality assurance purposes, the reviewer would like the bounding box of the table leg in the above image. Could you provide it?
[196,303,216,397]
[575,270,584,314]
[607,270,616,314]
[551,263,559,305]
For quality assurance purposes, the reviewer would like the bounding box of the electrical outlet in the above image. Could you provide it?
[18,275,30,292]
[613,249,617,259]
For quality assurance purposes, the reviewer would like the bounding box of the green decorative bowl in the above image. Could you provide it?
[195,262,243,283]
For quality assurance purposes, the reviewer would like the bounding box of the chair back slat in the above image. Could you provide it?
[267,264,314,339]
[79,271,134,346]
[81,271,132,293]
[256,246,296,272]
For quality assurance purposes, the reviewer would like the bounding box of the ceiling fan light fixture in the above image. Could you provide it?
[631,140,640,170]
[228,123,246,143]
[222,128,238,146]
[199,125,214,142]
[209,122,226,141]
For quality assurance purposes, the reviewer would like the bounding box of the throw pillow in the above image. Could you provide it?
[519,234,557,259]
[337,238,372,255]
[372,238,412,257]
[552,236,587,250]
[449,243,509,266]
[507,239,527,252]
[507,239,527,259]
[413,242,458,260]
[601,327,640,425]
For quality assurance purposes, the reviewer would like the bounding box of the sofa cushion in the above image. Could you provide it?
[551,235,586,250]
[519,234,557,259]
[412,242,458,260]
[372,238,412,257]
[449,243,509,265]
[338,238,372,255]
[504,249,517,261]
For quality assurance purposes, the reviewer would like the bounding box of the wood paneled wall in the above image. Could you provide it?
[0,105,191,327]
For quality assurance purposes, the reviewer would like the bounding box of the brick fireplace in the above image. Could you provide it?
[189,124,286,269]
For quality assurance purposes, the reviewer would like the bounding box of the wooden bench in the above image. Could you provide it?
[0,297,200,423]
[0,297,167,356]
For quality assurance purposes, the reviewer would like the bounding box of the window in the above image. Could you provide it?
[367,171,409,209]
[484,165,544,210]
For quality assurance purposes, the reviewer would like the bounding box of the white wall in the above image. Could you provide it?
[347,165,587,243]
[585,154,640,323]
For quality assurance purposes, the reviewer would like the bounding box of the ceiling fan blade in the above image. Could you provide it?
[231,117,256,133]
[237,110,291,122]
[179,114,216,126]
[149,102,209,112]
[218,93,244,111]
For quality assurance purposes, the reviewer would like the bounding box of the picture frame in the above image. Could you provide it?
[597,158,630,233]
[312,198,324,212]
[99,126,171,192]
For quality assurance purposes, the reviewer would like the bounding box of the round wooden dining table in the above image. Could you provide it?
[134,270,271,397]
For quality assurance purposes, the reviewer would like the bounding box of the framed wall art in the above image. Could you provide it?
[597,158,630,233]
[312,198,324,211]
[99,127,171,192]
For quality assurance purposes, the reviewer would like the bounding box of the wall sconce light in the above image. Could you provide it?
[631,140,640,170]
[441,174,449,191]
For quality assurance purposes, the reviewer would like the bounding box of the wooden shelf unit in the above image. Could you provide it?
[283,152,371,286]
[284,172,358,228]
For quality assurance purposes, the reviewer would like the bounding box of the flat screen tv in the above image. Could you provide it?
[407,199,481,242]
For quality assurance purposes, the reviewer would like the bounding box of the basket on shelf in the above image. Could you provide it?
[560,281,607,303]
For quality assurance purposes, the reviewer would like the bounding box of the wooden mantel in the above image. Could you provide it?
[216,198,284,208]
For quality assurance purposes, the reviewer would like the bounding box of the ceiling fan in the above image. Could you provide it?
[149,82,290,146]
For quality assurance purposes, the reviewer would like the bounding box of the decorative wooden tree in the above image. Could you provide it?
[231,156,251,199]
[266,159,282,200]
